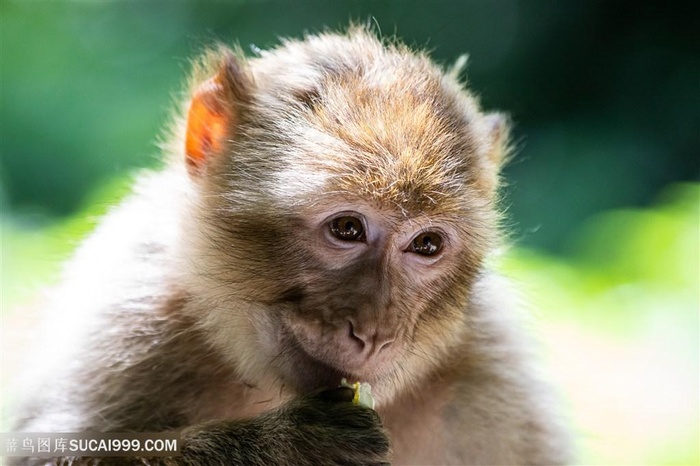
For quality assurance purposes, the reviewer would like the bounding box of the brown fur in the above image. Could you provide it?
[11,26,571,465]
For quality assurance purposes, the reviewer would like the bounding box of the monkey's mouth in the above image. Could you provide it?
[275,325,369,394]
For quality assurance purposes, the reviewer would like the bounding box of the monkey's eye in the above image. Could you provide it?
[330,216,365,241]
[409,232,443,256]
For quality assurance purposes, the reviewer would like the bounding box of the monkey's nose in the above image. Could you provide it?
[345,320,395,360]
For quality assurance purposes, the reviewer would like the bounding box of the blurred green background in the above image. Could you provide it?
[1,1,698,464]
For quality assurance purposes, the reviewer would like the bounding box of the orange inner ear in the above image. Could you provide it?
[185,77,232,175]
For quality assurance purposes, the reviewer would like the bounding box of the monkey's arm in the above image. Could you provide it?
[179,390,389,466]
[13,389,390,466]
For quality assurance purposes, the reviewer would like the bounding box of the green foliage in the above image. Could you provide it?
[1,176,133,312]
[500,183,699,464]
[502,183,699,335]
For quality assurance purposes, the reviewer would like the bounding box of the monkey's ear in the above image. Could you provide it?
[185,53,251,176]
[479,112,510,193]
[484,112,510,167]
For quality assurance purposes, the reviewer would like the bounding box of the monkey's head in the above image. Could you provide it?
[176,28,509,402]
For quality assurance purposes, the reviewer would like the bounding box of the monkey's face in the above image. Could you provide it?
[262,198,480,395]
[188,144,500,398]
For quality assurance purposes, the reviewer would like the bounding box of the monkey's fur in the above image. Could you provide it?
[11,27,571,465]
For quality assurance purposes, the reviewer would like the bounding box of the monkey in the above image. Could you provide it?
[8,26,572,465]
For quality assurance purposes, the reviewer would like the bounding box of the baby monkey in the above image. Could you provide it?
[11,27,571,465]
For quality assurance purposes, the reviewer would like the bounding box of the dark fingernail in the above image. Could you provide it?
[316,386,355,403]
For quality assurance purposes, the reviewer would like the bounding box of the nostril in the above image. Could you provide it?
[378,339,394,352]
[348,321,366,349]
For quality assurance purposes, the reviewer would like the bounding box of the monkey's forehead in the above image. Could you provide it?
[307,87,477,211]
[254,82,484,211]
[245,31,491,214]
[260,94,484,215]
[267,121,485,217]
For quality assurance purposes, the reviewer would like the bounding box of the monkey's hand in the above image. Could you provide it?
[180,387,391,466]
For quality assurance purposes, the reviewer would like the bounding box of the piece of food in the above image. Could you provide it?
[340,378,375,410]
